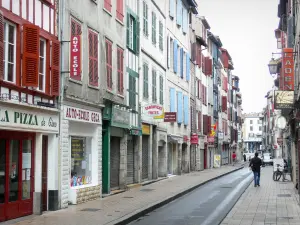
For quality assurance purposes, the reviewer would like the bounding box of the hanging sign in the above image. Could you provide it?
[282,48,294,91]
[70,35,81,80]
[164,112,176,122]
[143,104,164,119]
[190,133,199,145]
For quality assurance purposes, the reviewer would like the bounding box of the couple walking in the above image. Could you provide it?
[249,152,262,187]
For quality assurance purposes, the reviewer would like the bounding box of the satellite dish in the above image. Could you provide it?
[276,116,287,129]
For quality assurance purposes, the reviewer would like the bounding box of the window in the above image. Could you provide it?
[88,30,98,86]
[159,21,163,51]
[250,126,253,131]
[143,63,149,98]
[116,0,124,22]
[3,21,16,83]
[143,1,148,36]
[38,39,46,91]
[104,0,112,12]
[183,51,186,79]
[105,39,112,89]
[250,120,253,124]
[71,137,92,187]
[117,47,124,94]
[152,12,156,45]
[127,12,139,54]
[159,75,163,104]
[259,126,262,131]
[170,38,174,69]
[152,69,157,102]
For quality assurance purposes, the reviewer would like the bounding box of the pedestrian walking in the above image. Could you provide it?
[243,154,246,162]
[249,152,262,187]
[232,152,236,166]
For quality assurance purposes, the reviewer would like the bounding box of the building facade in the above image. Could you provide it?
[0,0,60,221]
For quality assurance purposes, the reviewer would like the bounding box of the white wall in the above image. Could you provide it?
[244,117,262,142]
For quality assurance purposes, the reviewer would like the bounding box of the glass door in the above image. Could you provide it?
[0,139,6,204]
[8,140,20,203]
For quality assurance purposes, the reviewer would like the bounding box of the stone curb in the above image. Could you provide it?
[106,165,245,225]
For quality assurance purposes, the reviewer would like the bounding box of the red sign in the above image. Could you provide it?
[70,35,81,80]
[183,135,189,143]
[277,138,283,145]
[164,112,176,122]
[208,136,214,143]
[191,134,199,145]
[282,48,294,90]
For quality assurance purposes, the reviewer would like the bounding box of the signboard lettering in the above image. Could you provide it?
[164,112,176,122]
[190,134,199,145]
[143,104,164,119]
[142,124,150,135]
[70,35,81,79]
[64,106,101,124]
[282,48,294,91]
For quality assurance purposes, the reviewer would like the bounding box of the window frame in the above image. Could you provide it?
[38,38,47,91]
[3,20,17,83]
[117,46,124,95]
[143,1,148,36]
[159,20,163,51]
[105,39,113,90]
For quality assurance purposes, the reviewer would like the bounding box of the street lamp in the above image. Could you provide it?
[268,58,278,75]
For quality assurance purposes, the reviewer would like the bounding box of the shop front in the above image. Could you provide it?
[190,133,199,171]
[61,105,102,206]
[181,136,190,173]
[142,124,151,181]
[207,136,215,168]
[157,130,167,177]
[0,103,59,221]
[167,135,182,175]
[199,136,205,170]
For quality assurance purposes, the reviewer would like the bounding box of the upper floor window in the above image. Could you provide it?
[152,12,157,45]
[143,1,149,36]
[159,21,163,51]
[104,0,112,13]
[3,21,16,83]
[250,126,253,131]
[116,0,124,22]
[117,47,124,94]
[126,12,139,54]
[129,16,134,49]
[88,30,98,87]
[105,39,113,89]
[38,39,46,91]
[250,120,253,124]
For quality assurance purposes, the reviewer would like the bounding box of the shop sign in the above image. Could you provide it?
[282,48,294,91]
[130,129,142,136]
[70,35,81,80]
[164,112,177,122]
[143,104,164,119]
[190,134,199,145]
[111,105,130,129]
[208,136,214,143]
[218,132,224,140]
[0,105,59,133]
[199,136,205,149]
[277,137,283,145]
[183,135,189,143]
[142,124,150,135]
[274,91,294,109]
[64,106,101,124]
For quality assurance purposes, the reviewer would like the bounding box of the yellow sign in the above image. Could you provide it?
[142,124,150,135]
[154,108,165,119]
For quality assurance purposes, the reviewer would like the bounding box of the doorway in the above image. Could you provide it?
[0,131,35,222]
[42,136,48,211]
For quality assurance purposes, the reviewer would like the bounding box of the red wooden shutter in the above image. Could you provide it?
[198,112,202,132]
[205,86,207,105]
[88,30,98,86]
[203,115,207,135]
[22,24,40,87]
[197,80,200,98]
[201,53,205,72]
[51,40,60,96]
[201,84,204,103]
[104,0,112,12]
[116,0,124,22]
[207,116,211,135]
[117,47,124,94]
[106,39,112,89]
[0,11,4,80]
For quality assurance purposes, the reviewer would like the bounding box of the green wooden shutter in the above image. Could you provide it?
[143,63,148,98]
[133,76,136,109]
[126,13,130,48]
[152,12,156,44]
[159,21,163,51]
[135,17,140,55]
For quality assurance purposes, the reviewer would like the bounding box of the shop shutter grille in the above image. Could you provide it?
[190,146,196,171]
[110,137,120,189]
[126,140,135,184]
[142,136,149,180]
[200,149,204,171]
[167,143,173,174]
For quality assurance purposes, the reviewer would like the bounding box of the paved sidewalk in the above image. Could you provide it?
[221,166,300,225]
[4,163,244,225]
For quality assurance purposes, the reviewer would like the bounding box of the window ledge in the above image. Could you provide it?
[116,18,124,26]
[117,93,125,98]
[88,84,99,90]
[106,89,114,95]
[103,8,112,17]
[69,78,83,85]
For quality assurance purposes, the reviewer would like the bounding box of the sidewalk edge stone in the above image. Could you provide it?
[106,166,245,225]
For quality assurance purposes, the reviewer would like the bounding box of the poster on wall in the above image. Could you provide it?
[214,155,221,168]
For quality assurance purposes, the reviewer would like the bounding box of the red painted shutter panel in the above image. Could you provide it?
[22,24,40,87]
[116,0,124,22]
[208,116,211,135]
[93,33,98,86]
[51,39,60,96]
[104,0,112,12]
[201,53,205,72]
[0,11,4,80]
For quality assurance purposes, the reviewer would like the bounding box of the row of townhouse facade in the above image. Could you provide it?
[0,0,243,222]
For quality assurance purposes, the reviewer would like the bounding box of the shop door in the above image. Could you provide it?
[167,143,172,174]
[204,144,207,169]
[0,132,34,222]
[181,145,186,173]
[142,136,149,180]
[42,136,48,211]
[126,139,134,185]
[110,137,120,190]
[200,149,204,170]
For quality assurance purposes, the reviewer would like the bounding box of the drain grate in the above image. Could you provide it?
[140,189,155,192]
[81,208,101,212]
[123,196,134,198]
[277,194,291,197]
[220,186,232,189]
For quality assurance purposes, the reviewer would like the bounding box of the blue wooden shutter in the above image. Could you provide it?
[180,48,183,78]
[169,0,175,18]
[170,88,176,112]
[173,40,178,73]
[186,53,190,81]
[176,0,182,26]
[183,95,188,125]
[182,7,187,34]
[177,91,183,123]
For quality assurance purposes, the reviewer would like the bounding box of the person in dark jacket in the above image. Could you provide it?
[249,152,262,187]
[243,154,246,162]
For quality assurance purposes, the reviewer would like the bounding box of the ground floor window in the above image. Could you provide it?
[70,137,92,187]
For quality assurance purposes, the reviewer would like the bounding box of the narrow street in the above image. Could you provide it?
[129,168,252,225]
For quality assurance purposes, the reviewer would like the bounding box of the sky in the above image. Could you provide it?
[198,0,279,113]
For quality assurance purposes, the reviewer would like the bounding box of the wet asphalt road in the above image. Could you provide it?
[128,168,253,225]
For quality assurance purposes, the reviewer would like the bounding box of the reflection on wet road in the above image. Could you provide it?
[129,168,252,225]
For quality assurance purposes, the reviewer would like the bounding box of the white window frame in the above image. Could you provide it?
[3,21,16,83]
[38,39,46,92]
[129,16,134,49]
[170,38,173,71]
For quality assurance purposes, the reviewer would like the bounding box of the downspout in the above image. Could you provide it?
[58,0,66,209]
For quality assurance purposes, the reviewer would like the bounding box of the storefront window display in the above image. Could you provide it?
[70,137,92,187]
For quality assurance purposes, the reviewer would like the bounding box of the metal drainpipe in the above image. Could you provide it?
[58,0,66,209]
